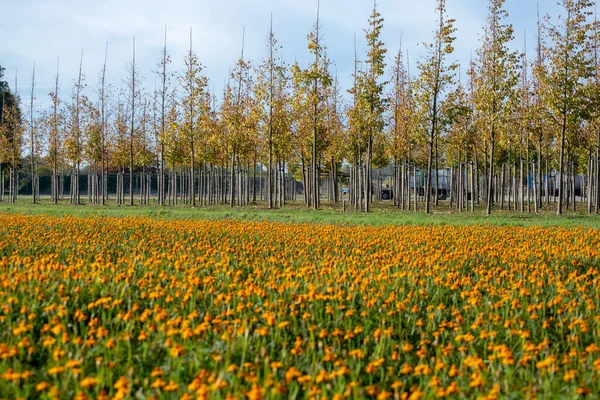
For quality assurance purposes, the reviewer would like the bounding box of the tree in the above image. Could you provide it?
[531,6,551,210]
[543,0,594,215]
[290,61,313,206]
[360,0,387,212]
[416,0,457,214]
[347,38,368,210]
[47,59,63,204]
[0,66,23,203]
[255,15,285,209]
[323,72,346,204]
[64,51,86,204]
[472,0,519,214]
[589,12,600,213]
[0,65,23,203]
[180,28,208,207]
[223,30,257,207]
[125,37,142,206]
[445,70,474,212]
[83,99,102,203]
[301,2,332,209]
[155,26,172,206]
[0,65,19,121]
[517,39,534,213]
[27,62,38,203]
[387,42,417,209]
[137,97,156,205]
[270,61,292,207]
[111,101,130,204]
[99,43,109,205]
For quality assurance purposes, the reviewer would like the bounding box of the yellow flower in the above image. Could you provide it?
[400,364,413,375]
[113,376,129,390]
[563,369,577,382]
[65,359,82,368]
[536,356,556,369]
[47,366,65,375]
[79,376,98,388]
[151,378,166,389]
[277,321,290,329]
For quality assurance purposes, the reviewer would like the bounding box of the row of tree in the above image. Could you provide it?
[1,0,599,214]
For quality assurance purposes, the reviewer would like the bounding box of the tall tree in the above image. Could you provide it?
[445,68,474,212]
[223,30,256,207]
[126,37,141,206]
[28,63,37,203]
[417,0,457,214]
[180,28,208,207]
[65,51,85,205]
[83,98,102,204]
[360,0,387,212]
[517,36,533,213]
[156,26,171,206]
[473,0,519,214]
[531,5,549,210]
[347,38,368,210]
[590,12,600,213]
[255,14,284,209]
[0,65,19,124]
[543,0,594,215]
[99,43,109,205]
[324,72,346,204]
[48,58,62,204]
[112,101,130,204]
[302,1,332,209]
[388,42,417,209]
[290,61,312,206]
[0,65,23,203]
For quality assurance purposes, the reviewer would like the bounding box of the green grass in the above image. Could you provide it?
[1,196,599,228]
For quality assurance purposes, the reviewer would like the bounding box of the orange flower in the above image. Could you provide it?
[79,377,98,388]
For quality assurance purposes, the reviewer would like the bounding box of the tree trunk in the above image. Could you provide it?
[486,130,495,215]
[557,117,566,215]
[434,137,439,206]
[425,134,434,214]
[413,164,417,212]
[500,163,505,210]
[470,162,475,213]
[475,150,480,205]
[230,153,235,207]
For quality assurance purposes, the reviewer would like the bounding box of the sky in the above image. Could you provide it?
[1,0,564,112]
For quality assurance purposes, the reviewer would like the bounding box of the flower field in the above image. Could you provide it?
[0,214,599,399]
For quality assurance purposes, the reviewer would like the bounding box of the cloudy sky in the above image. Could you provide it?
[1,0,563,110]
